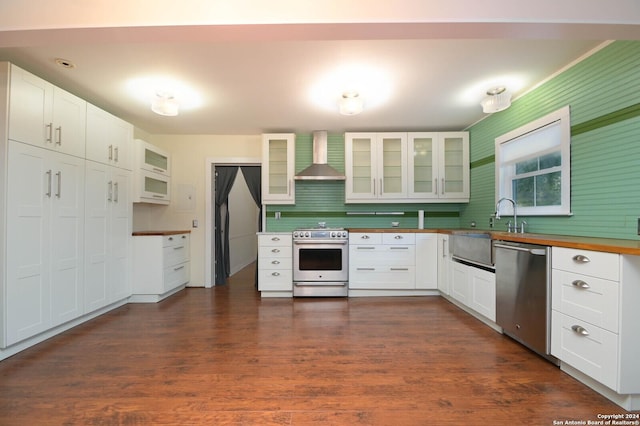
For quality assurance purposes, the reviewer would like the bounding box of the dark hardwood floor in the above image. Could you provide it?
[0,263,626,425]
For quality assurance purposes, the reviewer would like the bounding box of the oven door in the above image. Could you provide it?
[293,240,348,282]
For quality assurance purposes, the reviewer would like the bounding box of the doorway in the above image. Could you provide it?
[204,157,261,288]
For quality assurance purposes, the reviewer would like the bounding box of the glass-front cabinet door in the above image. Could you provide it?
[345,133,376,201]
[439,132,469,201]
[377,133,407,199]
[262,133,295,204]
[408,133,438,199]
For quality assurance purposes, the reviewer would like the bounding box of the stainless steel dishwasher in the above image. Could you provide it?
[494,241,558,364]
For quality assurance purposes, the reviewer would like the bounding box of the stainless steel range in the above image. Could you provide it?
[292,226,348,297]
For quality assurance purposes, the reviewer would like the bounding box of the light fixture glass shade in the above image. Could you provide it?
[151,93,179,116]
[339,92,363,115]
[481,90,511,113]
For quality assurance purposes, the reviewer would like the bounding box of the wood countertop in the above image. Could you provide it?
[348,228,640,256]
[132,230,191,236]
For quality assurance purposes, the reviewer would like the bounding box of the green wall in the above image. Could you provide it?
[461,41,640,240]
[266,41,640,239]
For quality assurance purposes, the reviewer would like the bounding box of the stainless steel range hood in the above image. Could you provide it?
[294,131,346,180]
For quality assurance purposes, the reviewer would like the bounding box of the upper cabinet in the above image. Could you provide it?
[408,132,469,202]
[133,139,171,205]
[86,103,134,170]
[8,64,86,159]
[345,133,408,202]
[345,131,469,203]
[262,133,295,205]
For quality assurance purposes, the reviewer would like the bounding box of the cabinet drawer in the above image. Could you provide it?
[551,269,619,333]
[350,233,382,245]
[163,262,190,292]
[258,269,292,291]
[551,310,618,391]
[350,245,415,266]
[349,266,415,289]
[259,245,292,259]
[163,243,189,266]
[163,233,189,247]
[382,233,415,245]
[552,247,619,281]
[261,257,292,270]
[258,234,292,247]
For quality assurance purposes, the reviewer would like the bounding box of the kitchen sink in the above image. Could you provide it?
[450,231,494,268]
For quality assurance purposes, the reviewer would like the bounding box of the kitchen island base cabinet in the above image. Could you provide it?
[131,233,190,303]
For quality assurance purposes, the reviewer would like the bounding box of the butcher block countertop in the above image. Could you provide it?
[348,228,640,256]
[132,230,191,236]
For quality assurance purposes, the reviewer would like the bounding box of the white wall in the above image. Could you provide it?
[228,171,259,275]
[132,133,262,286]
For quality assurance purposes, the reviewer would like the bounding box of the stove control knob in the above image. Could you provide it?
[305,231,310,238]
[293,231,298,238]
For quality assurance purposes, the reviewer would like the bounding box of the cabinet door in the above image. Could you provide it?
[49,151,85,326]
[261,134,295,204]
[439,132,469,200]
[450,261,470,305]
[469,267,496,321]
[345,133,376,201]
[408,133,439,199]
[377,133,407,199]
[87,104,133,170]
[109,169,133,301]
[8,65,53,148]
[5,142,52,346]
[51,87,86,158]
[416,234,438,289]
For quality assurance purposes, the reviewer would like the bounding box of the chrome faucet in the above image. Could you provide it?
[495,197,525,233]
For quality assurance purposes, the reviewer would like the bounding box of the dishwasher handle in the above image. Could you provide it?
[494,242,547,256]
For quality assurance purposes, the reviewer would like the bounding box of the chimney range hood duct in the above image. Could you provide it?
[294,131,346,180]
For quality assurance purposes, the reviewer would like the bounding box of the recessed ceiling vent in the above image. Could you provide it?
[294,131,346,181]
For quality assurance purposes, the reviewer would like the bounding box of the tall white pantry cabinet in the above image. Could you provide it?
[0,62,133,353]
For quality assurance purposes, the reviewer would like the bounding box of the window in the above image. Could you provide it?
[495,106,571,216]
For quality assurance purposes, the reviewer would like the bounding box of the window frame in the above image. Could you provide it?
[495,106,571,216]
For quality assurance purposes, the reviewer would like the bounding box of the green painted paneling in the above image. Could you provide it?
[461,41,640,240]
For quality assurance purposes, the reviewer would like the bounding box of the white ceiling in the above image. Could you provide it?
[0,0,638,135]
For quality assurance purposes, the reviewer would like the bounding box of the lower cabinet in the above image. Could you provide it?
[131,232,190,302]
[449,260,496,322]
[257,233,292,296]
[551,247,640,409]
[437,234,451,295]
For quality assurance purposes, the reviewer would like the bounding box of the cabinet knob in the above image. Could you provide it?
[271,260,280,265]
[361,235,370,239]
[394,235,403,239]
[271,248,280,253]
[169,237,173,241]
[271,272,280,276]
[272,237,280,241]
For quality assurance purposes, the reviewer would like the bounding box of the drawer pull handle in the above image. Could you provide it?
[361,235,370,239]
[572,254,590,263]
[271,249,280,253]
[168,237,173,241]
[181,235,186,239]
[272,237,280,241]
[271,260,280,265]
[174,265,185,271]
[394,235,403,239]
[357,267,375,271]
[390,246,409,250]
[271,272,280,276]
[357,247,375,250]
[571,279,590,289]
[174,246,184,250]
[571,325,590,336]
[390,268,409,271]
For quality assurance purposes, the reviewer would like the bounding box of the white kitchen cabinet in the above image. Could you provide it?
[135,138,171,176]
[449,260,496,322]
[131,233,191,302]
[258,233,293,296]
[349,232,416,290]
[4,141,85,347]
[133,139,171,205]
[261,134,295,205]
[8,64,86,159]
[437,234,451,295]
[84,161,132,312]
[550,247,640,410]
[415,233,438,289]
[86,104,134,170]
[345,133,408,202]
[407,132,469,202]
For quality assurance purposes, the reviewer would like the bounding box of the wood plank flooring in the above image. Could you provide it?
[0,263,627,425]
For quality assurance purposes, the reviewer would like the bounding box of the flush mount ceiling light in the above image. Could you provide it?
[481,86,511,113]
[151,91,179,116]
[339,92,364,116]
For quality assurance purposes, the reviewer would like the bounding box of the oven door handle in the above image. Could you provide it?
[294,282,348,287]
[293,240,348,245]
